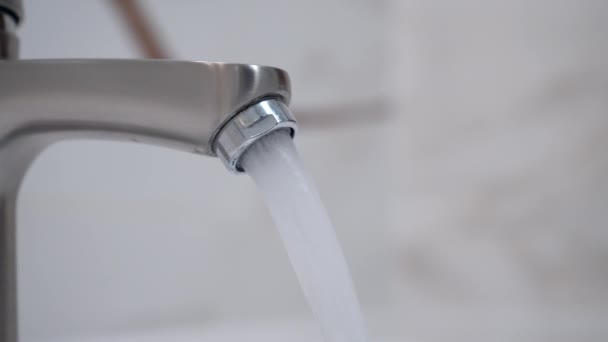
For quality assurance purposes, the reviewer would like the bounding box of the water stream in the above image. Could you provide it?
[242,130,369,342]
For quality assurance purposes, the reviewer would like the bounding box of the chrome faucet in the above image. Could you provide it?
[0,1,297,340]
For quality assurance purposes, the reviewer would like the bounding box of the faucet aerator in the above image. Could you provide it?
[213,99,298,173]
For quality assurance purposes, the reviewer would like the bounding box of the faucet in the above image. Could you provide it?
[0,1,298,340]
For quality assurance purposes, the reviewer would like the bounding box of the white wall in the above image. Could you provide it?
[385,0,608,340]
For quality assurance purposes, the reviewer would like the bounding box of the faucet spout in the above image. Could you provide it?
[0,59,296,341]
[0,59,291,154]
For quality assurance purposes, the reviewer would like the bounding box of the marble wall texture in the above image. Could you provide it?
[385,1,608,341]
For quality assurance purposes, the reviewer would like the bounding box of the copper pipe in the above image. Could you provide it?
[110,0,169,59]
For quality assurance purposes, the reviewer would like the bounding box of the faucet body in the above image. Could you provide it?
[0,59,294,342]
[0,3,297,340]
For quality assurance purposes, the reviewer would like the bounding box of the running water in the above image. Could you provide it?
[242,130,369,342]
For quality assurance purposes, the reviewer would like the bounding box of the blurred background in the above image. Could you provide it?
[14,0,608,341]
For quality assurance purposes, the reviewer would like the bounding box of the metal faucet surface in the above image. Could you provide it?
[0,1,298,340]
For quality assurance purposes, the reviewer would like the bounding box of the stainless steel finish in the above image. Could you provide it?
[0,60,291,154]
[214,98,297,172]
[0,59,296,341]
[0,11,17,59]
